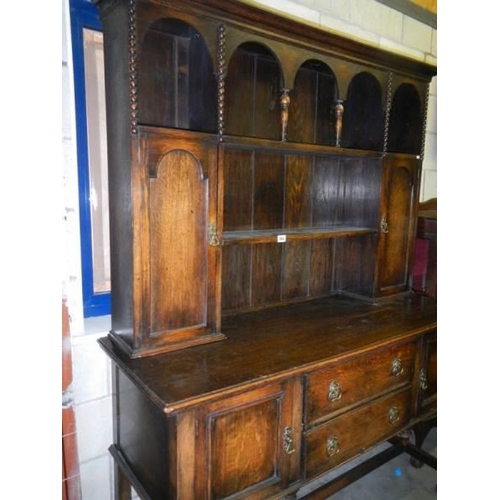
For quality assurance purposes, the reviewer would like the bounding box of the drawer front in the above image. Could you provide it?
[304,387,412,479]
[305,341,416,424]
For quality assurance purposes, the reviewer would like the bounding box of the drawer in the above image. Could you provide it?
[304,342,416,424]
[304,387,412,479]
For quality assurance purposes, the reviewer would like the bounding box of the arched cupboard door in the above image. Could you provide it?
[108,127,225,358]
[375,154,420,295]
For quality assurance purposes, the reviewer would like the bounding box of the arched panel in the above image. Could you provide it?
[225,42,283,140]
[288,60,338,145]
[138,18,217,132]
[149,150,208,333]
[342,72,384,151]
[380,167,412,288]
[388,83,422,154]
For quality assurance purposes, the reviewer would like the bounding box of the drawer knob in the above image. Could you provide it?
[283,426,295,455]
[328,380,343,402]
[326,435,340,457]
[390,357,404,377]
[388,406,400,425]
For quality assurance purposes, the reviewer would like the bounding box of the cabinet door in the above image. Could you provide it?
[375,155,420,295]
[127,127,225,357]
[195,379,302,500]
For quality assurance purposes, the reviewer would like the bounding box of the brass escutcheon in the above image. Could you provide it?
[283,426,295,455]
[208,222,220,247]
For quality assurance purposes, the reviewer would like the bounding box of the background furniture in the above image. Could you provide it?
[94,0,437,497]
[412,198,437,300]
[410,197,437,466]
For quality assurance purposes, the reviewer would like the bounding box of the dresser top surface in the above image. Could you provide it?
[99,294,436,412]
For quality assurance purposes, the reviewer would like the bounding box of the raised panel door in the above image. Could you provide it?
[375,154,420,295]
[197,379,302,499]
[114,127,225,357]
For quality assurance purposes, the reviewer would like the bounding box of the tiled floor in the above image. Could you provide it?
[298,427,437,499]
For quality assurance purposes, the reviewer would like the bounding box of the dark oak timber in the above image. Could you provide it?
[94,0,436,497]
[222,227,377,245]
[99,295,436,412]
[99,294,436,498]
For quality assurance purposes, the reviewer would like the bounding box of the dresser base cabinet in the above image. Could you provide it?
[111,370,303,499]
[99,295,436,500]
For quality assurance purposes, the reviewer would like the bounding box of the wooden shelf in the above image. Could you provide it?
[222,226,377,245]
[222,134,386,158]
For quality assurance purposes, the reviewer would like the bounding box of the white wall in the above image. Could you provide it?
[62,1,437,498]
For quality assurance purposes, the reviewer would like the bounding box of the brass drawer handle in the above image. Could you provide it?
[419,368,428,390]
[328,380,343,402]
[388,406,400,425]
[326,435,340,457]
[283,426,295,455]
[390,357,403,377]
